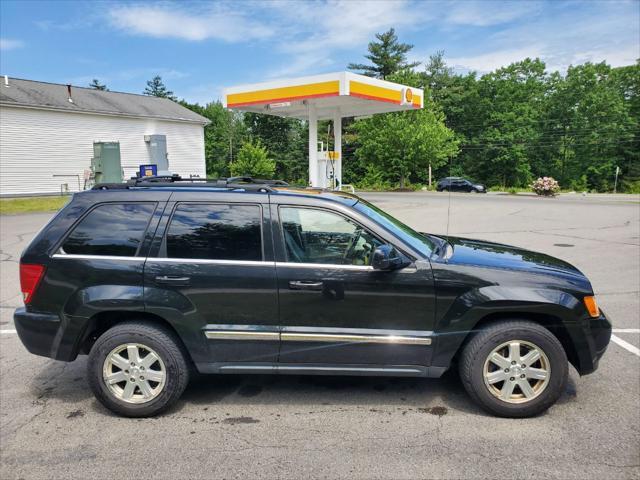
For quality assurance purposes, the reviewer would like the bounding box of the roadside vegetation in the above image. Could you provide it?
[0,196,69,215]
[115,29,638,193]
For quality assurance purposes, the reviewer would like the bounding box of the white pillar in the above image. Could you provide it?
[333,111,342,190]
[308,104,318,187]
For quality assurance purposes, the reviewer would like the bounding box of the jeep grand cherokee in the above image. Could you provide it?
[15,178,611,417]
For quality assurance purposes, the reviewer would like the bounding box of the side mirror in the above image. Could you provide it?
[372,245,409,271]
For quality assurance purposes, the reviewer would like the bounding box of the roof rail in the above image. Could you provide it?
[91,175,288,192]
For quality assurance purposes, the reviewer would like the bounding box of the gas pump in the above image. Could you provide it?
[311,114,342,190]
[316,121,341,189]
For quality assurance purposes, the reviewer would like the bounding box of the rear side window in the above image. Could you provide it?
[166,203,262,261]
[62,203,155,256]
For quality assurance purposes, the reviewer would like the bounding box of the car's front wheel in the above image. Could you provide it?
[459,320,568,417]
[87,321,190,417]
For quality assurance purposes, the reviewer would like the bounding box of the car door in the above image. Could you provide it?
[272,200,436,370]
[450,179,463,192]
[144,192,279,371]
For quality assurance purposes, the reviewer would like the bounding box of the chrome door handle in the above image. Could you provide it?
[155,275,191,286]
[289,280,324,291]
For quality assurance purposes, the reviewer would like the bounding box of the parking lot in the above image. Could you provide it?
[1,192,638,479]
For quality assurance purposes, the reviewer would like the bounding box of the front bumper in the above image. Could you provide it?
[14,307,84,361]
[571,311,612,375]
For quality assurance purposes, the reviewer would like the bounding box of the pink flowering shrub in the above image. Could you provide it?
[531,177,560,196]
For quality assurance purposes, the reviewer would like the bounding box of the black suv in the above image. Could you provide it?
[437,177,486,193]
[15,179,611,417]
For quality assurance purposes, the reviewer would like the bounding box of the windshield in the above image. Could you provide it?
[353,198,436,257]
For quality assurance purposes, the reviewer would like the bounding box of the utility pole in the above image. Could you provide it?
[428,163,432,188]
[614,166,620,194]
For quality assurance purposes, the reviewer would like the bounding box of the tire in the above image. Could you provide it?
[87,321,190,417]
[459,320,568,418]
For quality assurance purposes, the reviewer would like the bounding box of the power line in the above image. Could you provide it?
[459,139,638,150]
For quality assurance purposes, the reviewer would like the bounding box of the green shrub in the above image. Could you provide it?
[352,164,393,191]
[230,141,275,178]
[622,180,640,194]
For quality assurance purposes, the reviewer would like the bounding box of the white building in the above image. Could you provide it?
[0,77,209,196]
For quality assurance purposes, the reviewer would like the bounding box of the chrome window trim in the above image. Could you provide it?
[275,261,373,271]
[150,258,275,267]
[52,253,145,262]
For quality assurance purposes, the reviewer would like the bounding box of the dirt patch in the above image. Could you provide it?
[222,416,260,425]
[419,406,448,417]
[66,409,85,419]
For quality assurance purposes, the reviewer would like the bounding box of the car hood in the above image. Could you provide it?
[437,236,585,279]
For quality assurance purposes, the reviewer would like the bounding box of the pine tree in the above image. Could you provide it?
[348,28,419,79]
[89,79,107,91]
[143,76,176,100]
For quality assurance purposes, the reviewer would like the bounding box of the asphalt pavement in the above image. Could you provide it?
[0,192,638,479]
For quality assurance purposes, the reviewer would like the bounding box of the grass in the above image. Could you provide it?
[0,196,70,215]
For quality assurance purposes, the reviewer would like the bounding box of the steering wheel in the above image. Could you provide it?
[342,228,363,264]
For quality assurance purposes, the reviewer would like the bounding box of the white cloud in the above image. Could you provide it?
[0,38,24,50]
[448,47,545,73]
[445,1,542,27]
[100,0,638,82]
[437,1,639,74]
[179,83,225,105]
[108,3,273,42]
[266,0,430,76]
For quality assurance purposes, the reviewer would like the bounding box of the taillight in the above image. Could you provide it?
[20,263,46,305]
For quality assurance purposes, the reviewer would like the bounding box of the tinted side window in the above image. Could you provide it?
[280,207,382,265]
[62,203,155,256]
[166,203,262,261]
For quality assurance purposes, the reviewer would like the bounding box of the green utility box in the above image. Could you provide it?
[92,142,123,184]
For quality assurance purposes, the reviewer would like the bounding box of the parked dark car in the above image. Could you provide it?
[437,177,486,193]
[15,178,610,418]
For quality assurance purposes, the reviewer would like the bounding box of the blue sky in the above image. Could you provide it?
[1,0,638,104]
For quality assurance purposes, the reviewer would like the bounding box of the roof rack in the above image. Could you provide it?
[92,175,289,192]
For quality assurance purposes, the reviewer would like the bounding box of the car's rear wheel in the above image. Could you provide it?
[459,320,568,417]
[87,321,190,417]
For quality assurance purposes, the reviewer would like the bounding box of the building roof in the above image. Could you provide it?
[0,77,209,125]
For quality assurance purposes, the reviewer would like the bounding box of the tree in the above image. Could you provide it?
[353,108,459,188]
[230,140,276,178]
[461,59,549,188]
[143,75,176,100]
[243,113,308,182]
[544,62,637,191]
[179,100,247,178]
[348,28,419,79]
[89,79,107,91]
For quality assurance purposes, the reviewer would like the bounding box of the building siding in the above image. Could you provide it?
[0,106,206,196]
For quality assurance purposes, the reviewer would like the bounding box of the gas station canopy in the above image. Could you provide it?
[223,72,423,188]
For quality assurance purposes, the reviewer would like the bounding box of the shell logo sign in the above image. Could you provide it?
[401,87,413,106]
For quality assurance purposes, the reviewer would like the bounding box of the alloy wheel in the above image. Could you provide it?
[102,343,166,404]
[483,340,551,404]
